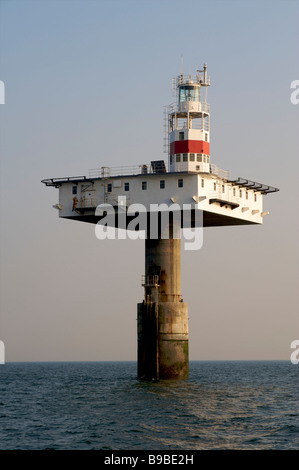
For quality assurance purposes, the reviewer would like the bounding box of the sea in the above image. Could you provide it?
[0,361,298,451]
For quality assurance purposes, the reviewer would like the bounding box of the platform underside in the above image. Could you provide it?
[61,210,258,227]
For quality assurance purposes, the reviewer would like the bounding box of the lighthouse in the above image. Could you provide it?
[42,64,278,380]
[168,64,211,174]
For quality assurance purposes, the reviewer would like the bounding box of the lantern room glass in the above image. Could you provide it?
[179,86,200,102]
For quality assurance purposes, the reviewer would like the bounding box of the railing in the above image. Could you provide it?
[208,189,240,207]
[141,275,160,287]
[89,163,169,179]
[168,102,210,114]
[191,119,210,131]
[80,197,97,208]
[210,164,230,180]
[88,162,230,179]
[72,197,97,211]
[175,74,211,87]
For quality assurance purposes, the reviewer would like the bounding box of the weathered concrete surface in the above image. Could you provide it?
[145,238,181,303]
[158,302,189,380]
[137,302,158,380]
[137,301,188,380]
[138,232,189,381]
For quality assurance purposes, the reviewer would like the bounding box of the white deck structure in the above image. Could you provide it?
[42,65,278,228]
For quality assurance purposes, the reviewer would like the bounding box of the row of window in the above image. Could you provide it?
[142,180,165,190]
[107,179,184,192]
[170,153,210,164]
[214,182,258,201]
[74,181,258,201]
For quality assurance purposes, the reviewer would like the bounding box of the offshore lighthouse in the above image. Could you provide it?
[42,65,278,380]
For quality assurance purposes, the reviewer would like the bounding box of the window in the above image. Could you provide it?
[197,154,202,162]
[160,180,165,189]
[142,181,147,190]
[170,155,173,164]
[214,182,217,191]
[183,153,188,162]
[179,85,200,102]
[179,131,184,141]
[196,165,200,171]
[254,193,257,202]
[190,153,195,162]
[201,179,204,188]
[107,183,112,193]
[124,182,130,191]
[178,178,183,188]
[205,133,208,141]
[222,185,225,193]
[206,156,210,163]
[176,154,181,162]
[246,191,248,200]
[203,155,207,163]
[233,188,236,197]
[239,190,242,197]
[72,186,77,195]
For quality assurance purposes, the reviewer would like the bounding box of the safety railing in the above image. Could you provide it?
[210,164,230,180]
[72,197,97,211]
[208,189,240,207]
[141,275,160,287]
[89,163,169,179]
[168,101,210,114]
[175,74,211,87]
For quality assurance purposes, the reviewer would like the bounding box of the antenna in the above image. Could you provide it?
[180,55,183,84]
[203,63,207,84]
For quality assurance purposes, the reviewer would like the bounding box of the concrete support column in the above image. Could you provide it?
[137,230,189,380]
[145,238,181,302]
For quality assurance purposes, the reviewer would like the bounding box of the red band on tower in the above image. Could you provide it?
[170,140,210,155]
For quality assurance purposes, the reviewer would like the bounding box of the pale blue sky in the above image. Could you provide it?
[0,0,298,361]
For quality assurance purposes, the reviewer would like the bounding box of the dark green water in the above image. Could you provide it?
[0,361,298,450]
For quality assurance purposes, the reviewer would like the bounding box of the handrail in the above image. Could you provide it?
[168,102,210,114]
[42,163,232,186]
[89,163,169,179]
[175,74,211,87]
[210,164,230,180]
[141,275,160,287]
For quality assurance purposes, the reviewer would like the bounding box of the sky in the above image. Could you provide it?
[0,0,298,362]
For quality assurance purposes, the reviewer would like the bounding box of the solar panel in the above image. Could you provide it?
[151,160,166,173]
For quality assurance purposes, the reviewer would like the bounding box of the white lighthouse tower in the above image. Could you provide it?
[168,64,211,174]
[42,64,278,380]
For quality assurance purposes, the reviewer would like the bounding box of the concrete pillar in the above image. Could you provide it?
[145,238,181,302]
[137,231,189,380]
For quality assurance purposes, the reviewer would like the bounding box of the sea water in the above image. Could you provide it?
[0,361,298,450]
